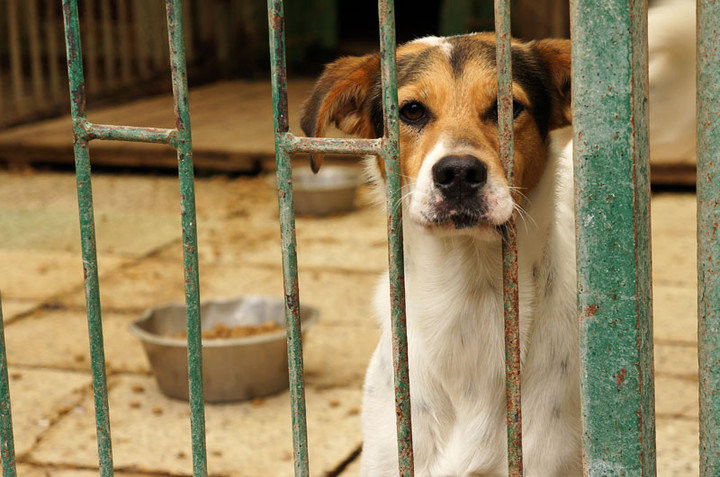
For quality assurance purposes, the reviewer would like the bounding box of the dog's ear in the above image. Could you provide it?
[301,54,380,172]
[533,39,572,129]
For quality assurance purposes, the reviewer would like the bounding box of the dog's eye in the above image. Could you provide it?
[400,102,427,123]
[484,100,526,122]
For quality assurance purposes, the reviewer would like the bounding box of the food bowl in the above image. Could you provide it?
[290,165,362,216]
[130,296,318,402]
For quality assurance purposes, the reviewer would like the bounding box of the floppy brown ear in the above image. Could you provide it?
[533,39,572,129]
[300,54,380,172]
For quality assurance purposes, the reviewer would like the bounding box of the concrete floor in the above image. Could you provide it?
[0,169,700,475]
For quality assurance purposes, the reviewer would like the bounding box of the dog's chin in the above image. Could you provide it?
[412,210,505,239]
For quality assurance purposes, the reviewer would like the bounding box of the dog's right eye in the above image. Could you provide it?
[400,102,427,123]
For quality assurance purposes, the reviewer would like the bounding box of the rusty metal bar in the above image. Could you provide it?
[0,294,17,477]
[83,122,176,145]
[61,1,115,474]
[267,1,310,474]
[697,0,720,474]
[267,0,410,474]
[376,0,413,473]
[571,0,656,473]
[164,0,208,474]
[494,1,523,473]
[62,0,206,474]
[278,133,384,156]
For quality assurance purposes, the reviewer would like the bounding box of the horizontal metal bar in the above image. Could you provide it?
[277,132,384,156]
[82,121,177,145]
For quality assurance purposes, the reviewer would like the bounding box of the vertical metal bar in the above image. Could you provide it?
[165,1,207,475]
[377,1,413,475]
[571,0,656,473]
[266,2,310,475]
[61,2,115,475]
[697,1,720,474]
[493,0,523,474]
[0,294,17,477]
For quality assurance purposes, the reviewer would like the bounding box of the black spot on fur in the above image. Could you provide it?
[560,357,568,375]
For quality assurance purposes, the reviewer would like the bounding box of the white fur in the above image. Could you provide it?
[411,36,453,58]
[361,127,579,476]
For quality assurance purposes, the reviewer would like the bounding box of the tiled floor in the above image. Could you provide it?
[0,170,700,475]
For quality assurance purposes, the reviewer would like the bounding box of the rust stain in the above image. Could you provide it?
[616,368,627,388]
[583,304,598,318]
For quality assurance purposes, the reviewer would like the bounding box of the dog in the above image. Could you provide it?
[300,2,692,471]
[301,33,578,475]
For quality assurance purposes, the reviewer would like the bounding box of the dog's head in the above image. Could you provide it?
[301,33,571,237]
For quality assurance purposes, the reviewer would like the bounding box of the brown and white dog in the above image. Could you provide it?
[301,33,578,476]
[299,1,693,475]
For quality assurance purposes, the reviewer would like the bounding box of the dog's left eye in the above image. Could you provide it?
[400,102,427,123]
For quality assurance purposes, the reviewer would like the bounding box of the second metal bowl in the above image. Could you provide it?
[130,296,318,403]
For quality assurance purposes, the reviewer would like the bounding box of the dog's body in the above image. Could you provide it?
[302,32,578,475]
[361,126,578,476]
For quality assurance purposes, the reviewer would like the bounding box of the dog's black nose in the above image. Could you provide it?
[432,155,487,198]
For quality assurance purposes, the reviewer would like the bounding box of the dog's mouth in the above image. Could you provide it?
[419,206,504,232]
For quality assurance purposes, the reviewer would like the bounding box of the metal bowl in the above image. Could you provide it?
[291,165,361,216]
[130,296,318,403]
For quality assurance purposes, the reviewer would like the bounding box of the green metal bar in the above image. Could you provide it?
[278,133,384,156]
[62,0,206,474]
[493,0,522,474]
[164,1,207,475]
[84,122,176,145]
[697,1,720,474]
[267,2,310,475]
[377,0,413,474]
[268,0,410,474]
[60,2,115,475]
[0,294,17,477]
[571,0,656,473]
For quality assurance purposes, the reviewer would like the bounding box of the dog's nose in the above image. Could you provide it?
[432,155,487,198]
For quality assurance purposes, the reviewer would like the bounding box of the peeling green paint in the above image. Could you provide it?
[61,1,207,475]
[697,1,720,475]
[571,0,656,473]
[267,0,411,474]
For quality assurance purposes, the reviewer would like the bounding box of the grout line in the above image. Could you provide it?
[324,443,362,477]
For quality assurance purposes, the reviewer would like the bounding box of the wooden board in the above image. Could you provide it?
[0,80,318,172]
